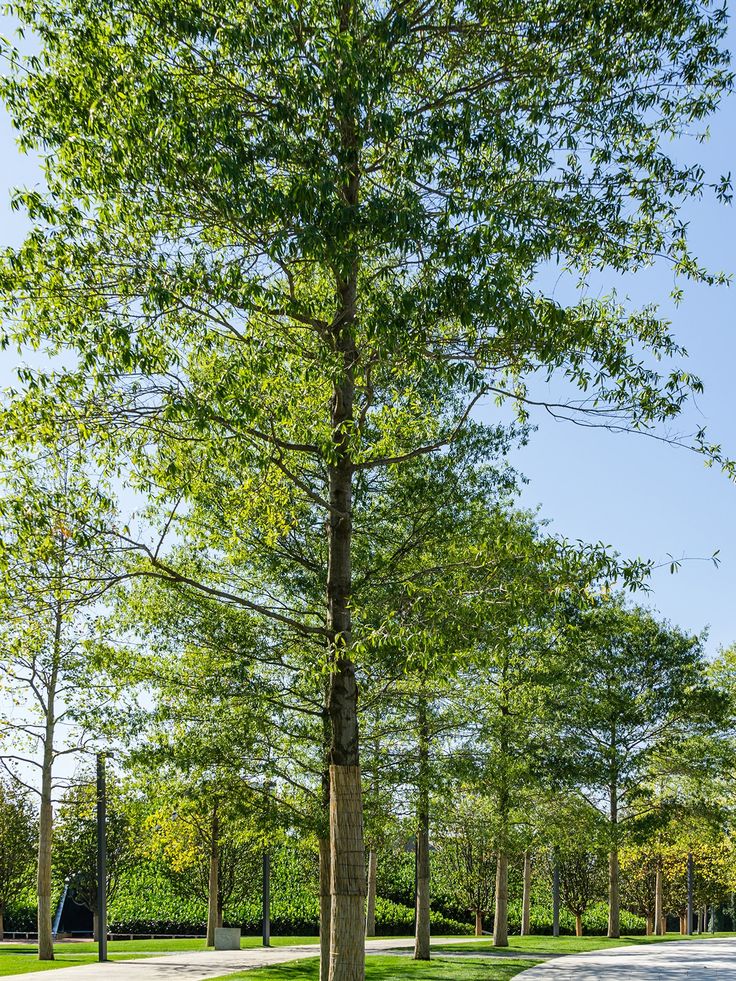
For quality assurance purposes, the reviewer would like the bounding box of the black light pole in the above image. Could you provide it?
[262,849,271,947]
[96,753,108,963]
[687,852,694,935]
[262,776,272,948]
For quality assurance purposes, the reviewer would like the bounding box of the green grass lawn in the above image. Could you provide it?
[434,932,736,956]
[0,936,322,976]
[0,948,153,976]
[3,932,734,979]
[60,936,321,953]
[210,956,538,981]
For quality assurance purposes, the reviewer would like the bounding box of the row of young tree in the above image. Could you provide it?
[2,705,736,945]
[0,0,733,977]
[2,451,736,953]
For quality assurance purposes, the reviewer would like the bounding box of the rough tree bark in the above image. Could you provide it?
[414,693,430,961]
[607,765,620,939]
[654,860,664,936]
[206,809,220,947]
[365,850,377,938]
[37,594,62,962]
[320,839,332,981]
[320,701,332,981]
[474,911,483,936]
[326,48,365,979]
[521,851,532,936]
[493,852,509,947]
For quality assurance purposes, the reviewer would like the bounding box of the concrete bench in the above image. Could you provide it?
[214,927,241,951]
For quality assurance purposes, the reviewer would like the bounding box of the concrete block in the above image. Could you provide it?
[214,927,241,950]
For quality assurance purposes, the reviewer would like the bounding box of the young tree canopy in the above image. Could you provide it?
[1,2,731,976]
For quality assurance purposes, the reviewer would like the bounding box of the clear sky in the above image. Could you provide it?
[0,17,734,656]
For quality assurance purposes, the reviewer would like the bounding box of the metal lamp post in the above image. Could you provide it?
[96,753,108,963]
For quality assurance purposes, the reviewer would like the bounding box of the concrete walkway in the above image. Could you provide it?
[519,939,736,979]
[9,936,479,981]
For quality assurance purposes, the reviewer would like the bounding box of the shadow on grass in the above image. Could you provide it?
[215,955,538,981]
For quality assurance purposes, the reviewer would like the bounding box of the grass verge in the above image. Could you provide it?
[210,956,540,981]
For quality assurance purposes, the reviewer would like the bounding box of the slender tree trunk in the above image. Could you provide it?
[474,911,483,936]
[206,809,220,947]
[37,733,54,959]
[680,914,686,935]
[575,913,583,937]
[328,761,365,981]
[37,595,62,962]
[320,698,332,981]
[654,861,664,936]
[608,848,620,939]
[365,849,377,938]
[93,911,99,942]
[414,693,430,961]
[320,838,332,981]
[521,851,532,936]
[607,771,620,939]
[326,119,365,980]
[493,852,509,947]
[0,908,4,943]
[646,913,654,936]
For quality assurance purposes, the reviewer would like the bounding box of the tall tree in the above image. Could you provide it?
[562,602,721,938]
[0,780,36,942]
[0,454,119,959]
[1,3,731,976]
[53,775,135,941]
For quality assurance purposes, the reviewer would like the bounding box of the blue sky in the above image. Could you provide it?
[0,17,734,656]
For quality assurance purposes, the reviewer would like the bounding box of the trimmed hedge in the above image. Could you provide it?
[505,900,646,936]
[108,897,471,937]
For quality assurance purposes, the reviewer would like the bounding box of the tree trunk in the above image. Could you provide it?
[493,852,508,947]
[206,810,219,947]
[607,772,620,939]
[608,848,620,939]
[365,849,377,938]
[680,914,686,935]
[475,911,483,936]
[575,913,583,937]
[37,600,62,962]
[521,851,532,936]
[329,762,365,981]
[93,911,99,943]
[654,861,664,936]
[0,909,3,943]
[646,913,654,936]
[414,693,430,961]
[326,200,364,981]
[320,698,332,981]
[320,838,332,981]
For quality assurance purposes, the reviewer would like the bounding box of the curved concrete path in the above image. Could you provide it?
[519,938,736,979]
[9,936,481,980]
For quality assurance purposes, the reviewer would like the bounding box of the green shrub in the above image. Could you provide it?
[504,900,646,936]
